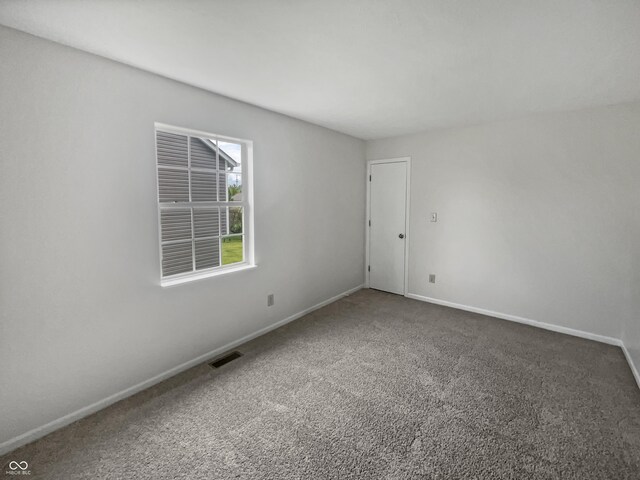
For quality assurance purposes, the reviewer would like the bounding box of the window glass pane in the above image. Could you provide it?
[160,209,192,242]
[195,238,220,270]
[158,167,189,203]
[228,207,243,234]
[191,170,218,201]
[227,173,242,201]
[220,206,228,235]
[157,131,188,168]
[218,172,227,202]
[218,141,242,172]
[162,241,193,276]
[221,235,243,265]
[193,208,219,238]
[190,137,217,170]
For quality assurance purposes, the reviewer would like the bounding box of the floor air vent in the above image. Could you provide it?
[209,351,243,369]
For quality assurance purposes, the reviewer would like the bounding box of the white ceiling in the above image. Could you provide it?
[1,1,640,140]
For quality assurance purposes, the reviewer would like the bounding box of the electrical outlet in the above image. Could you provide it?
[430,212,438,222]
[267,294,275,306]
[429,274,436,284]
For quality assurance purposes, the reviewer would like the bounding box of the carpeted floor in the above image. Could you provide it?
[2,289,640,479]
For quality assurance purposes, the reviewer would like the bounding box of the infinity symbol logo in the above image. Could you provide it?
[8,461,28,470]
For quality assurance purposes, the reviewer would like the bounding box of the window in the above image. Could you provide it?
[155,123,253,286]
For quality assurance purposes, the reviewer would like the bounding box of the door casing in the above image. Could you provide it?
[365,157,411,296]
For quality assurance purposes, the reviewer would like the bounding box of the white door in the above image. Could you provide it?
[368,161,407,295]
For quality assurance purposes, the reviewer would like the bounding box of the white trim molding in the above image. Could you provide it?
[406,292,622,345]
[365,156,411,295]
[406,292,640,390]
[621,344,640,390]
[0,284,364,456]
[161,263,257,287]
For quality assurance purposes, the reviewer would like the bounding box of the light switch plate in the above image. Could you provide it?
[430,212,438,222]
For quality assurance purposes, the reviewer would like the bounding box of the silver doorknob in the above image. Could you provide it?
[399,233,405,239]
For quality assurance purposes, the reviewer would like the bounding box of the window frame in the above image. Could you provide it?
[154,122,255,287]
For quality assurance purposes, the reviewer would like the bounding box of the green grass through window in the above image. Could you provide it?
[221,236,243,265]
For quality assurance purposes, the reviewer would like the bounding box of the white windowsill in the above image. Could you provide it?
[161,263,257,287]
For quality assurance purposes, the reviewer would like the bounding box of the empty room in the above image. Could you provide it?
[1,1,639,478]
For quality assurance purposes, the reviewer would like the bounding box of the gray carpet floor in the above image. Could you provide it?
[2,289,640,479]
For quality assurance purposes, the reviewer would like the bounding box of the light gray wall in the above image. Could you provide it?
[0,26,365,446]
[626,219,640,380]
[366,103,640,359]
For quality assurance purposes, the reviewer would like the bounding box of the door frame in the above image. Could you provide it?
[365,157,411,296]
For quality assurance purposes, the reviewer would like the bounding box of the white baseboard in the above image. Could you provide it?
[405,293,622,346]
[0,284,364,456]
[621,343,640,390]
[405,293,640,390]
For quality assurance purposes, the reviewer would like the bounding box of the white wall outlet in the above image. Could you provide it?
[267,294,275,306]
[430,212,438,222]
